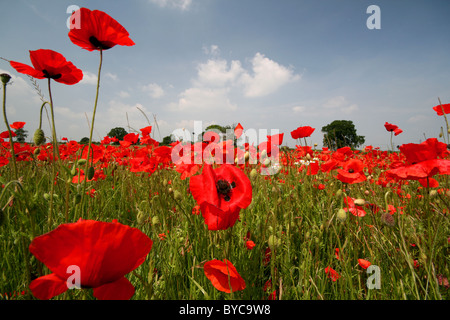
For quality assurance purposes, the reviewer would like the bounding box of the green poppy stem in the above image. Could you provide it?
[47,78,59,229]
[81,49,103,218]
[2,81,18,180]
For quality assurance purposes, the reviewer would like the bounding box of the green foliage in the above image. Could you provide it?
[79,137,90,144]
[107,127,128,141]
[322,120,365,150]
[14,128,28,143]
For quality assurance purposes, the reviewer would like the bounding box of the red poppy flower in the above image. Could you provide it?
[9,49,83,85]
[343,196,367,217]
[28,219,152,300]
[68,8,135,51]
[394,128,403,136]
[10,122,26,130]
[336,159,367,184]
[291,126,315,140]
[432,103,450,116]
[204,259,246,293]
[0,130,16,138]
[234,123,244,139]
[384,122,398,132]
[246,240,256,250]
[358,259,371,269]
[399,138,448,164]
[189,164,252,230]
[325,266,341,281]
[386,159,450,181]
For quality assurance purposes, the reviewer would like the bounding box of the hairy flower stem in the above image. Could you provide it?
[47,78,60,229]
[2,81,18,180]
[81,50,103,217]
[438,98,449,143]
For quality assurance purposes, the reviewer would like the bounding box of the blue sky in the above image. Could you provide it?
[1,0,449,150]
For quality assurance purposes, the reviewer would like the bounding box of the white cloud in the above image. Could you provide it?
[240,53,300,98]
[322,96,359,114]
[118,90,130,98]
[149,0,192,10]
[170,48,300,113]
[196,59,244,87]
[323,96,347,109]
[79,71,97,85]
[105,72,118,81]
[292,106,306,113]
[142,83,164,98]
[177,87,237,111]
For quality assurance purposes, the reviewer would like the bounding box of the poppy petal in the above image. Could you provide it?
[9,61,45,79]
[92,276,135,300]
[29,273,68,300]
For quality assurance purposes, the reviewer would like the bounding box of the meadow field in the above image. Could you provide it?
[0,6,448,301]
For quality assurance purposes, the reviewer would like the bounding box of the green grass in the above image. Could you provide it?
[0,149,448,300]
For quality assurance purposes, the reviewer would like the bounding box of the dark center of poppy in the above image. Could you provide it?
[42,69,61,80]
[89,36,112,50]
[348,169,354,173]
[216,180,236,202]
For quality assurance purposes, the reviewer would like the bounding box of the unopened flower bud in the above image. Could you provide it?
[336,208,347,222]
[354,198,366,206]
[33,128,46,146]
[0,73,11,85]
[249,168,258,180]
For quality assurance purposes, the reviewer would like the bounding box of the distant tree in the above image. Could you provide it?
[107,127,128,142]
[321,120,365,150]
[160,135,173,146]
[79,137,90,144]
[14,128,28,143]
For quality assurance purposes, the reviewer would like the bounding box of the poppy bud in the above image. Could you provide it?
[249,168,258,180]
[268,235,281,250]
[429,190,438,198]
[335,189,342,197]
[173,190,182,200]
[0,73,11,84]
[152,215,160,225]
[87,166,95,180]
[73,193,81,205]
[244,151,250,162]
[33,148,41,155]
[33,128,46,146]
[70,164,77,177]
[137,210,145,225]
[77,159,87,166]
[336,208,347,222]
[354,198,366,206]
[381,212,395,227]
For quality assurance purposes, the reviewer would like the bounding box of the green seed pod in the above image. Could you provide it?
[33,148,41,155]
[43,193,51,201]
[336,208,347,222]
[77,159,87,166]
[33,128,46,146]
[87,166,95,180]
